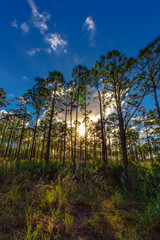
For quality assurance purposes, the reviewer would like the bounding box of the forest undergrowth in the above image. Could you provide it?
[0,158,160,240]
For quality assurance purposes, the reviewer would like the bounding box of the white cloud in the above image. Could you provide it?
[22,76,28,81]
[44,33,67,53]
[27,0,50,35]
[83,16,97,46]
[12,0,68,56]
[84,16,96,32]
[44,48,52,54]
[8,93,14,98]
[20,22,30,33]
[26,48,40,56]
[11,19,18,28]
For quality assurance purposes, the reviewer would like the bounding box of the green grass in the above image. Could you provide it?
[0,158,160,240]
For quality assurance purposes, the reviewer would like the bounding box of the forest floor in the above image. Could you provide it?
[0,159,160,240]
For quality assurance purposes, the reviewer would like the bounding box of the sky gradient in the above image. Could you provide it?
[0,0,160,103]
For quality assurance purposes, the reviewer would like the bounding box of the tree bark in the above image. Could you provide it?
[73,98,78,173]
[152,80,160,120]
[98,88,107,165]
[45,84,57,164]
[63,101,68,166]
[146,131,153,162]
[84,92,87,167]
[30,113,39,161]
[4,122,14,158]
[0,115,9,154]
[17,109,27,162]
[118,111,128,175]
[40,126,46,161]
[70,95,74,164]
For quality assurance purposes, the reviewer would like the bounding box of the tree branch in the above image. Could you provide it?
[124,90,147,130]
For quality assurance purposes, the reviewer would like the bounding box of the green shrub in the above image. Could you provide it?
[0,159,61,183]
[129,163,159,201]
[143,191,160,228]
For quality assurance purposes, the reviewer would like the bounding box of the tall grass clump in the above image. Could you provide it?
[129,162,160,201]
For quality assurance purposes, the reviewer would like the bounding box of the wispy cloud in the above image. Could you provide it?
[44,48,52,54]
[11,0,68,56]
[73,55,84,65]
[8,93,14,98]
[26,48,40,56]
[84,16,96,32]
[83,16,97,46]
[27,0,50,35]
[26,47,57,56]
[20,22,30,33]
[44,33,67,53]
[22,76,28,81]
[11,19,18,28]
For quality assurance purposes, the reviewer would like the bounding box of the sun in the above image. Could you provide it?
[78,123,85,137]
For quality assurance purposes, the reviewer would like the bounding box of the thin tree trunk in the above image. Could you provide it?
[36,137,41,161]
[108,136,111,156]
[84,93,87,167]
[80,138,83,166]
[8,142,13,161]
[24,131,31,159]
[40,126,46,161]
[94,133,96,162]
[98,88,107,165]
[0,116,9,153]
[115,88,128,175]
[56,140,59,160]
[146,131,153,162]
[17,109,27,162]
[60,137,63,162]
[129,142,135,161]
[45,85,57,164]
[73,88,79,173]
[30,113,39,160]
[63,101,68,166]
[152,81,160,120]
[118,113,128,175]
[4,122,14,158]
[70,95,74,164]
[134,145,139,162]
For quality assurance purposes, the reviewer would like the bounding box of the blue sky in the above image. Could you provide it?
[0,0,160,102]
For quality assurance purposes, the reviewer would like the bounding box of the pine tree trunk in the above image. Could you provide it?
[84,93,87,167]
[30,113,39,161]
[63,102,68,166]
[73,86,80,173]
[117,106,128,175]
[4,123,14,158]
[40,126,46,161]
[80,139,82,166]
[60,137,63,162]
[17,110,27,162]
[115,89,128,175]
[0,116,9,154]
[36,138,41,161]
[70,97,74,164]
[98,89,107,165]
[8,138,15,160]
[152,81,160,120]
[45,85,57,164]
[73,101,78,173]
[94,133,96,162]
[108,136,111,156]
[146,131,153,162]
